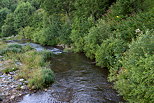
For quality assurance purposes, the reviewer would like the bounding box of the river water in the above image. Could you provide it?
[6,41,124,103]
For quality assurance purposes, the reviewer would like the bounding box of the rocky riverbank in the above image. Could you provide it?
[0,56,29,103]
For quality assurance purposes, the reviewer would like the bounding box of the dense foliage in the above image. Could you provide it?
[0,0,153,102]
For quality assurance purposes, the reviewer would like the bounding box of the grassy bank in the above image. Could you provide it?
[0,41,54,89]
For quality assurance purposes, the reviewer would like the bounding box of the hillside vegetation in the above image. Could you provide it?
[0,0,154,102]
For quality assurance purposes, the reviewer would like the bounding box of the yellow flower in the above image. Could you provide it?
[116,16,120,18]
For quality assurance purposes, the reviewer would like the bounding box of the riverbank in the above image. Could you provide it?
[0,55,30,103]
[0,40,55,103]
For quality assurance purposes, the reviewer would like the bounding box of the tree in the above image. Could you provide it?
[1,13,16,37]
[70,17,94,52]
[14,2,35,31]
[0,8,11,32]
[0,0,17,11]
[74,0,115,19]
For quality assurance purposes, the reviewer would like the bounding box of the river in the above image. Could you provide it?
[6,41,124,103]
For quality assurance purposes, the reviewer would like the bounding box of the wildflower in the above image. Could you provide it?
[116,16,120,18]
[135,29,141,33]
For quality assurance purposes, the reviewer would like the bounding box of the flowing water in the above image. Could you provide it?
[6,41,124,103]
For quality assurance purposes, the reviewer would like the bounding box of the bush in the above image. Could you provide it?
[84,19,111,59]
[114,32,154,103]
[41,68,54,85]
[18,26,34,39]
[112,11,154,42]
[14,2,35,30]
[0,8,11,30]
[28,68,54,89]
[1,13,16,37]
[70,17,94,52]
[96,37,128,68]
[108,0,154,18]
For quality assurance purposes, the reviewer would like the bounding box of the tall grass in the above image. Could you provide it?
[0,42,55,89]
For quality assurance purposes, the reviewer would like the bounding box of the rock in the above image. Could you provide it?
[24,81,28,84]
[20,86,26,90]
[10,95,15,99]
[8,76,13,79]
[18,94,22,96]
[11,85,16,88]
[44,89,48,92]
[16,62,22,66]
[19,79,24,82]
[9,72,14,75]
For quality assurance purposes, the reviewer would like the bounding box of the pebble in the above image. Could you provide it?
[10,95,15,99]
[16,62,22,66]
[9,72,14,75]
[19,78,24,82]
[20,86,26,90]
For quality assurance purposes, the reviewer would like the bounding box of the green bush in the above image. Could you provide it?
[0,8,11,30]
[114,32,154,103]
[1,13,16,37]
[70,17,94,52]
[108,0,154,18]
[18,26,34,39]
[41,68,54,85]
[112,11,154,42]
[96,37,127,68]
[28,68,54,89]
[84,19,111,59]
[14,2,35,30]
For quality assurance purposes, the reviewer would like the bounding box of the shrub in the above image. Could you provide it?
[84,19,111,59]
[0,8,11,30]
[18,26,34,39]
[112,11,154,42]
[14,2,35,30]
[28,68,54,89]
[114,32,154,103]
[95,37,128,68]
[41,68,54,85]
[1,13,16,37]
[70,17,94,52]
